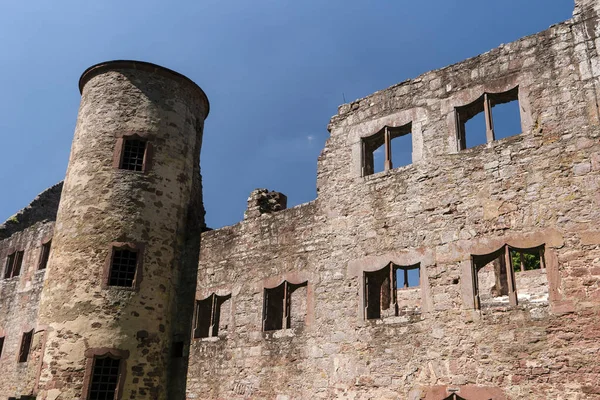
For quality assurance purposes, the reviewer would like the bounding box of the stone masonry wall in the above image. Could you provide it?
[189,7,600,400]
[0,221,54,398]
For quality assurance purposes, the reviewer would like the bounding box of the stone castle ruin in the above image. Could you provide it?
[1,1,600,399]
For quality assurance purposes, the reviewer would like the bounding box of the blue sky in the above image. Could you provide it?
[0,1,573,229]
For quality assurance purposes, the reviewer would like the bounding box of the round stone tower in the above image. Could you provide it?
[36,61,209,400]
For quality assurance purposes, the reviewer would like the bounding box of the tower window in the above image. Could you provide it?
[38,240,52,270]
[263,281,308,331]
[108,248,138,287]
[88,356,121,400]
[193,293,232,339]
[0,336,5,358]
[455,86,520,150]
[362,123,412,176]
[120,139,147,171]
[4,250,24,279]
[18,329,33,363]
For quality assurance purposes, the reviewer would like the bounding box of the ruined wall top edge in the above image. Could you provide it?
[0,181,62,241]
[328,18,575,131]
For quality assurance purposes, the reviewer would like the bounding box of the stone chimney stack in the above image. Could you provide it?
[244,189,287,219]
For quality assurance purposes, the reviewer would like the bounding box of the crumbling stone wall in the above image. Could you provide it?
[189,5,600,400]
[0,220,54,398]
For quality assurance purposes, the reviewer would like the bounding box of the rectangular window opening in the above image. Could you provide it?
[4,250,24,279]
[4,253,16,279]
[39,240,51,270]
[362,123,412,176]
[172,341,184,358]
[389,125,413,169]
[491,89,521,140]
[88,356,121,400]
[263,281,307,331]
[120,139,147,171]
[193,293,231,339]
[395,264,420,288]
[457,87,520,150]
[18,329,33,363]
[456,95,486,150]
[0,336,5,358]
[108,248,138,287]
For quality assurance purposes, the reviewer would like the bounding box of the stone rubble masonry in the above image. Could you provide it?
[189,3,600,400]
[0,182,62,241]
[1,2,600,400]
[245,189,288,220]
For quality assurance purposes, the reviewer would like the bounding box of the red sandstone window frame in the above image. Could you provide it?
[112,134,154,173]
[193,293,232,339]
[82,348,129,400]
[4,249,24,279]
[102,242,144,290]
[17,329,34,363]
[455,86,520,150]
[363,262,421,320]
[361,122,412,176]
[262,280,308,332]
[38,238,52,270]
[471,244,545,309]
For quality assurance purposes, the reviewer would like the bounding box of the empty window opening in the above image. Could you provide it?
[0,336,4,358]
[39,240,51,270]
[108,248,138,287]
[472,243,547,309]
[456,87,520,150]
[193,293,231,339]
[18,329,33,363]
[493,97,521,140]
[365,262,421,320]
[88,356,121,400]
[396,265,420,288]
[172,341,184,358]
[120,139,147,171]
[511,245,548,303]
[4,250,24,279]
[362,123,412,176]
[263,280,308,331]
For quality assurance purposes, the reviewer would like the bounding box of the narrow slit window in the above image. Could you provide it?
[108,248,138,287]
[39,240,52,270]
[193,293,231,339]
[0,336,4,358]
[120,139,147,171]
[362,122,412,176]
[18,329,33,363]
[4,253,15,279]
[88,356,121,400]
[456,87,520,150]
[172,341,184,358]
[12,251,24,277]
[263,281,308,331]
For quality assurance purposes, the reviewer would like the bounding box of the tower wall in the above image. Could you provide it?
[36,61,208,399]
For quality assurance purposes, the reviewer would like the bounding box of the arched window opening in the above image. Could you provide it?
[364,262,421,319]
[472,244,547,309]
[263,281,308,331]
[456,87,520,150]
[193,293,232,339]
[362,122,412,176]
